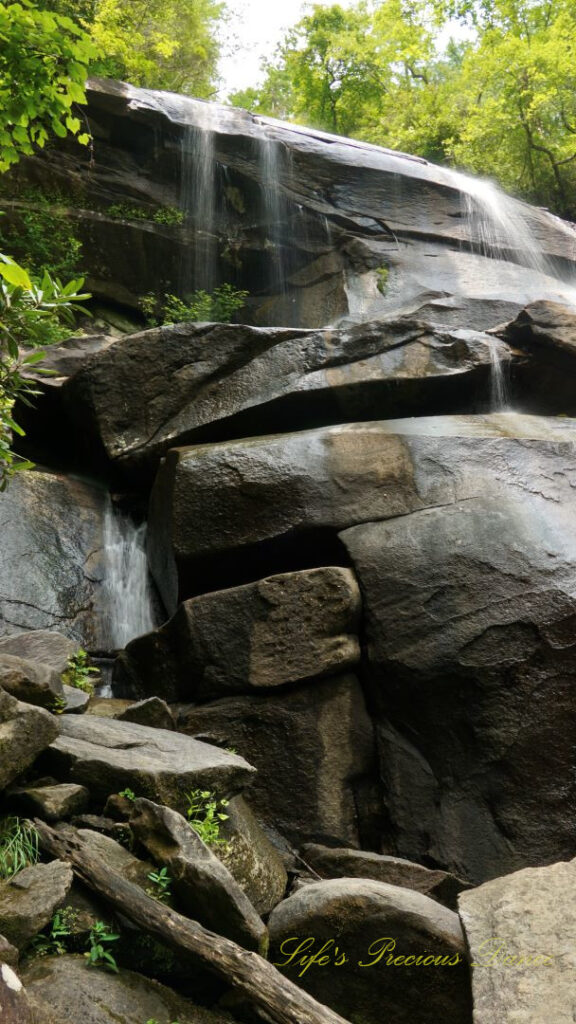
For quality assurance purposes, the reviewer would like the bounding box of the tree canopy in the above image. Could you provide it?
[230,0,576,219]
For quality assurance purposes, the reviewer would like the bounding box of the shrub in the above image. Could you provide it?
[142,283,248,327]
[61,648,99,695]
[185,789,229,848]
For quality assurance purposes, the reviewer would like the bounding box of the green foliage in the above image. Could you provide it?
[0,817,40,879]
[185,789,229,848]
[118,787,136,802]
[146,867,172,903]
[232,0,576,217]
[152,284,249,323]
[61,648,99,695]
[41,0,226,99]
[0,185,83,279]
[31,907,77,957]
[84,920,120,973]
[51,694,68,715]
[376,266,389,295]
[107,203,184,226]
[0,1,97,172]
[0,256,90,489]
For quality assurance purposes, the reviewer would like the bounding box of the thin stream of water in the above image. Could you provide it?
[99,499,158,652]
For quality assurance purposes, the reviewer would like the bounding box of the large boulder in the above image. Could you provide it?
[268,877,471,1024]
[119,567,361,697]
[0,633,76,676]
[0,471,108,646]
[21,954,239,1024]
[178,674,378,848]
[300,845,469,910]
[459,858,576,1023]
[129,799,267,953]
[215,796,288,916]
[0,861,73,948]
[43,714,255,811]
[62,317,504,483]
[0,690,59,791]
[0,655,63,710]
[147,413,576,604]
[8,783,89,822]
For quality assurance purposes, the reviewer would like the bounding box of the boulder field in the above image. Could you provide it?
[1,76,576,1023]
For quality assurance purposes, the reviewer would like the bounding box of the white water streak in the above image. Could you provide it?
[100,500,157,649]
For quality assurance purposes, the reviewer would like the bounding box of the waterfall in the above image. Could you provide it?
[487,337,510,411]
[99,499,158,650]
[180,108,218,295]
[259,135,292,294]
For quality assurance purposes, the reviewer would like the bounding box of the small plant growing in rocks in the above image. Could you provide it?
[118,787,136,802]
[146,866,172,903]
[84,921,120,973]
[31,907,77,956]
[61,648,99,695]
[185,789,229,848]
[0,817,39,879]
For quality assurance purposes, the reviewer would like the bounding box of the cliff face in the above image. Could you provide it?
[5,76,576,329]
[2,78,576,1024]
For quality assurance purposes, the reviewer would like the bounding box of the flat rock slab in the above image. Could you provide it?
[459,858,576,1023]
[9,783,89,822]
[301,844,470,910]
[22,954,239,1024]
[268,877,471,1024]
[0,690,59,792]
[45,714,255,811]
[121,567,361,699]
[0,861,73,948]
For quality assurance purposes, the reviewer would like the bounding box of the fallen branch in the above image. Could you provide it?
[35,821,351,1024]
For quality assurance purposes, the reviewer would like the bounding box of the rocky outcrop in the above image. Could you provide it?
[0,861,73,948]
[0,471,108,646]
[61,319,506,482]
[0,690,59,791]
[130,798,267,952]
[300,845,469,910]
[459,858,576,1023]
[21,954,239,1024]
[178,674,377,848]
[120,567,361,697]
[268,877,471,1024]
[0,633,76,676]
[8,783,89,822]
[44,714,255,811]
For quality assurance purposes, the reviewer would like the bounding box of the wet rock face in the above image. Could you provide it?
[268,878,472,1024]
[0,471,108,646]
[120,567,361,698]
[13,78,576,333]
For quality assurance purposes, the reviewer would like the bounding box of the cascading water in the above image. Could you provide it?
[180,107,218,295]
[487,337,510,411]
[99,498,158,652]
[259,135,293,294]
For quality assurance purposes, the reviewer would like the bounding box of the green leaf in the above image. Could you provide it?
[0,262,32,290]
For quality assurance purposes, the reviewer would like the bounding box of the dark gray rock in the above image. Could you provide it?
[459,858,576,1023]
[147,413,576,606]
[130,798,267,953]
[115,697,174,730]
[178,674,377,848]
[44,714,255,812]
[337,420,576,882]
[61,686,90,715]
[0,655,63,710]
[8,783,90,822]
[120,567,361,697]
[0,861,73,948]
[0,633,76,676]
[0,962,39,1024]
[268,877,471,1024]
[0,690,59,791]
[0,471,108,647]
[300,844,470,910]
[21,954,239,1024]
[63,317,504,483]
[0,935,19,968]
